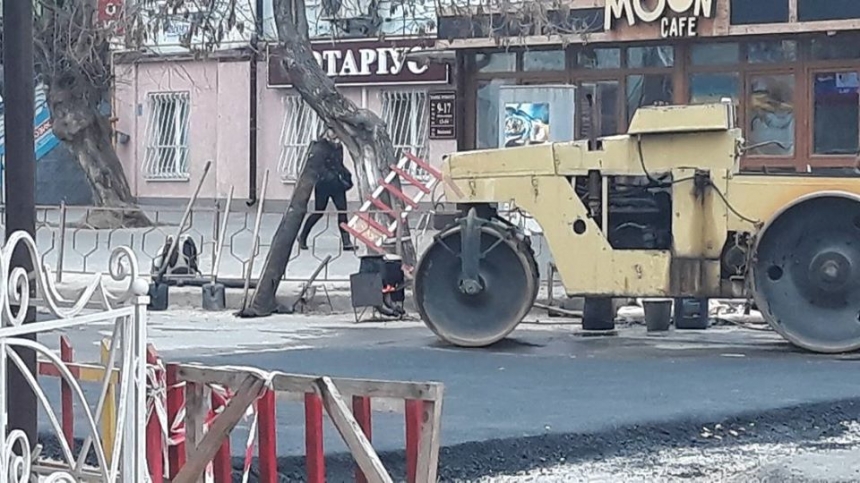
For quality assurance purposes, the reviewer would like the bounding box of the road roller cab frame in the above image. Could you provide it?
[414,101,860,353]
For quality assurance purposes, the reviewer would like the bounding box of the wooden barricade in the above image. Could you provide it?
[167,364,444,483]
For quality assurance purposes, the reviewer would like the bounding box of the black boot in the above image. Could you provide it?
[342,234,356,251]
[298,236,309,250]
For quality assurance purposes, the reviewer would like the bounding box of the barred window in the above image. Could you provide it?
[381,90,429,182]
[278,95,322,182]
[143,92,191,180]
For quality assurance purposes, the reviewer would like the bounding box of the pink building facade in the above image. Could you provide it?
[112,37,456,205]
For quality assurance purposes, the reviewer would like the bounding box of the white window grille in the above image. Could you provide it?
[381,90,429,183]
[278,94,322,182]
[143,92,191,180]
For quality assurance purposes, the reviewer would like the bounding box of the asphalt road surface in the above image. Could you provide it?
[34,312,860,481]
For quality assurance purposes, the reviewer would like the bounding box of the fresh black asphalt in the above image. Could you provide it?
[35,324,860,481]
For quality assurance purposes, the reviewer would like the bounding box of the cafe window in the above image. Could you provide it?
[689,73,740,105]
[577,48,622,70]
[627,46,674,68]
[747,74,796,156]
[627,74,673,123]
[474,52,517,73]
[523,50,565,71]
[691,43,740,66]
[813,72,860,156]
[748,40,797,64]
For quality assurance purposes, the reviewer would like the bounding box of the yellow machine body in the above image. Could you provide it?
[438,102,860,300]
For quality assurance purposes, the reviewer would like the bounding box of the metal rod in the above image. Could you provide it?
[4,0,38,443]
[291,255,332,312]
[241,170,270,311]
[211,186,235,284]
[56,201,68,284]
[155,160,212,282]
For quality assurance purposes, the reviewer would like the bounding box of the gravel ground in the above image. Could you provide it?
[38,397,860,482]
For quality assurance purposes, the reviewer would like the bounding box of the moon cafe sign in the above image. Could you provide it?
[267,40,450,87]
[605,0,714,38]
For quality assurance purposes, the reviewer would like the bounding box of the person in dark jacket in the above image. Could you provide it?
[299,126,356,251]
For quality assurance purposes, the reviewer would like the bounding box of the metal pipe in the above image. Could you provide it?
[154,160,212,283]
[56,201,68,284]
[241,170,270,311]
[246,0,264,206]
[4,0,38,443]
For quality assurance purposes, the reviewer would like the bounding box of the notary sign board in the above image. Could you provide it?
[428,91,456,140]
[267,39,450,87]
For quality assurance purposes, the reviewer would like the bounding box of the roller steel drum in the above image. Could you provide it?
[752,192,860,353]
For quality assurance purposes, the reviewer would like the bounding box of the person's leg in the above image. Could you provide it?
[299,185,329,249]
[331,189,355,250]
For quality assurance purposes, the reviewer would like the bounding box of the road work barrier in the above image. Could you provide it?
[41,336,444,482]
[155,363,444,483]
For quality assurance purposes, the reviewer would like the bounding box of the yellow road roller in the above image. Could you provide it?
[413,101,860,354]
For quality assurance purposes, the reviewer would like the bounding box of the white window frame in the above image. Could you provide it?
[142,91,191,181]
[381,89,430,183]
[278,94,322,182]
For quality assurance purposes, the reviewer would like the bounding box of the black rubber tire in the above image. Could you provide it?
[414,223,538,347]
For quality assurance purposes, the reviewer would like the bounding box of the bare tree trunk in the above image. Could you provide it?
[271,0,417,267]
[237,145,326,317]
[47,83,150,228]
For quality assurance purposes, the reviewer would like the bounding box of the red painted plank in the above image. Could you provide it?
[60,336,74,449]
[368,196,398,219]
[390,165,431,194]
[379,181,419,208]
[211,391,232,483]
[357,211,394,237]
[166,364,186,479]
[305,393,325,483]
[258,390,278,482]
[352,396,373,483]
[146,345,165,483]
[403,152,443,180]
[405,399,423,483]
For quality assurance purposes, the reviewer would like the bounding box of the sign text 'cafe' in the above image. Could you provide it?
[605,0,715,38]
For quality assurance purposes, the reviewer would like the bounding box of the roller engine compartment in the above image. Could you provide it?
[571,173,673,251]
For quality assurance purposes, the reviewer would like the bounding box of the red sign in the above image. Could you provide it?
[98,0,123,24]
[267,39,450,87]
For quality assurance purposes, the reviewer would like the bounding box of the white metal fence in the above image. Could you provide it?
[0,231,149,482]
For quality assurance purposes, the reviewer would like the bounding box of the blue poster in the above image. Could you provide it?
[504,102,551,148]
[0,87,61,161]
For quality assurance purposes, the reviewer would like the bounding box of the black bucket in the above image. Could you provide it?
[644,299,673,333]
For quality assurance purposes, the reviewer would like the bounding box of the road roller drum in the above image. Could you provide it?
[413,101,860,353]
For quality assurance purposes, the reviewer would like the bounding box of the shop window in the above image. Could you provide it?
[474,52,516,73]
[476,79,515,149]
[748,40,797,64]
[799,0,860,22]
[691,43,740,66]
[578,81,620,139]
[730,0,789,25]
[811,36,860,61]
[143,92,191,181]
[523,50,565,71]
[577,48,621,69]
[626,75,673,123]
[277,95,321,182]
[382,90,430,181]
[747,75,795,156]
[689,73,740,105]
[813,71,860,155]
[627,46,674,68]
